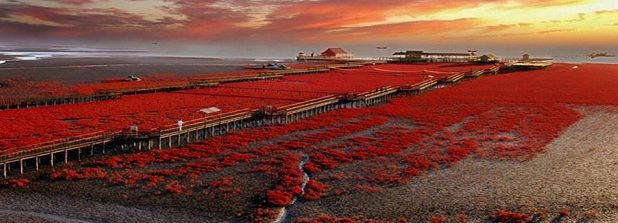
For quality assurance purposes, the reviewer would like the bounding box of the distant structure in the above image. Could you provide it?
[587,51,616,58]
[478,54,498,63]
[320,48,353,58]
[392,50,475,63]
[504,53,552,70]
[297,47,357,61]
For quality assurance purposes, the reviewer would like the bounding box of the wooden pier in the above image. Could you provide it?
[399,79,439,94]
[1,64,503,179]
[0,93,121,110]
[0,67,331,111]
[439,73,465,84]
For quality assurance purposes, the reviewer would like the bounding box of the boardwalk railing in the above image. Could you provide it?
[156,109,254,138]
[0,130,119,165]
[0,93,122,110]
[440,73,466,84]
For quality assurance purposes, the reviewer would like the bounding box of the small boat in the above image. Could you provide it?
[128,75,142,81]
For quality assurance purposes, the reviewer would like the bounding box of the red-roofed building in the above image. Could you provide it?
[320,48,352,58]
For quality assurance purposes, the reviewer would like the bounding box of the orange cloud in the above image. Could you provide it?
[0,0,616,52]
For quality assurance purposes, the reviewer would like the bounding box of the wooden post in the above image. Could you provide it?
[19,159,23,175]
[2,163,6,179]
[64,149,68,164]
[90,144,94,156]
[35,156,39,171]
[50,153,54,168]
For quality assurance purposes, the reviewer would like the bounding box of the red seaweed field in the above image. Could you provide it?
[4,63,616,222]
[0,63,494,155]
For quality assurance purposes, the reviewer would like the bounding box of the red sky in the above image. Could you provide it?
[0,0,617,57]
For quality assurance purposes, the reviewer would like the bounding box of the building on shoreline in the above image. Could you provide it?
[392,50,475,63]
[320,48,352,58]
[298,48,479,63]
[478,54,499,63]
[297,47,354,61]
[502,53,553,70]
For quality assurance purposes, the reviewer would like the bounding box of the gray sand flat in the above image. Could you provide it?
[290,108,618,222]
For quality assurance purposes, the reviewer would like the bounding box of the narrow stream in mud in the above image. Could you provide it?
[273,155,310,223]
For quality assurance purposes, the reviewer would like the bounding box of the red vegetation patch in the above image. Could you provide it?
[251,207,278,222]
[559,209,571,216]
[492,210,532,223]
[266,190,293,206]
[430,214,448,223]
[164,181,185,194]
[302,180,328,201]
[295,213,390,223]
[303,162,321,174]
[7,178,29,188]
[221,153,255,166]
[50,168,106,180]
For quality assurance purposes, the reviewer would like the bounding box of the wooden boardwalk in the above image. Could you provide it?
[1,64,501,178]
[0,67,334,111]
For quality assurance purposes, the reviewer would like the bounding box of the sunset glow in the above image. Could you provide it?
[0,0,617,56]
